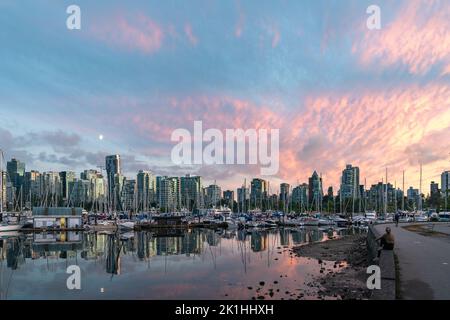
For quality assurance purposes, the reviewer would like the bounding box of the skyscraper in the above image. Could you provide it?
[340,164,360,200]
[137,170,155,211]
[250,178,267,208]
[180,175,202,209]
[24,170,41,207]
[441,171,450,197]
[6,158,25,193]
[280,183,290,212]
[159,177,180,212]
[106,155,121,209]
[430,181,439,197]
[292,183,308,211]
[237,186,249,212]
[59,171,76,201]
[308,171,323,209]
[206,184,221,207]
[223,190,234,205]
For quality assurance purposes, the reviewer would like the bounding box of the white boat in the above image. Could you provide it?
[318,218,335,226]
[0,223,23,232]
[224,217,238,229]
[118,221,135,230]
[299,217,319,226]
[0,230,20,238]
[365,211,377,221]
[333,217,350,227]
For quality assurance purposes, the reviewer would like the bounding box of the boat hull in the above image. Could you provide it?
[0,224,23,232]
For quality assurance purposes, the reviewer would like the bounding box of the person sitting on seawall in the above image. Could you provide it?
[375,227,395,259]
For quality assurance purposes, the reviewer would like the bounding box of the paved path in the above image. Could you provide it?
[374,222,450,300]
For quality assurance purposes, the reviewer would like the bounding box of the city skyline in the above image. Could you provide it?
[2,153,448,199]
[1,1,450,192]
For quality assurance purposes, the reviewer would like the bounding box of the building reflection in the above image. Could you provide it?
[0,227,354,276]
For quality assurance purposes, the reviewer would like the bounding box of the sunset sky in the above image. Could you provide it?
[1,0,450,193]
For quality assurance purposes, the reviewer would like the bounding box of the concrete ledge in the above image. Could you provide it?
[367,225,397,300]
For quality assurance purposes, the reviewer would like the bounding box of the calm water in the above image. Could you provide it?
[0,227,364,300]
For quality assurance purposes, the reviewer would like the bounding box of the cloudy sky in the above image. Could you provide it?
[1,0,450,192]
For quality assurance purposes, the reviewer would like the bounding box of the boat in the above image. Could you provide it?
[333,216,350,227]
[118,221,135,231]
[298,217,320,227]
[256,219,278,228]
[365,211,377,221]
[224,217,238,229]
[317,218,335,226]
[0,223,23,232]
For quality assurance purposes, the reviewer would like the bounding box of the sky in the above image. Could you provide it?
[1,0,450,193]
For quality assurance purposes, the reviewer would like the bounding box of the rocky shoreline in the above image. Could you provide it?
[292,234,372,300]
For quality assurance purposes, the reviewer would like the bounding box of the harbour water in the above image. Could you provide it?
[0,227,364,300]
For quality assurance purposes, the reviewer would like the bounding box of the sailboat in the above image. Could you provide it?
[0,149,24,232]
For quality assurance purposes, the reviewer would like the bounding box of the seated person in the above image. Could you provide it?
[376,227,395,258]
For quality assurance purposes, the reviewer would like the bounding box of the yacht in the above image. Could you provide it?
[0,222,24,232]
[118,220,135,231]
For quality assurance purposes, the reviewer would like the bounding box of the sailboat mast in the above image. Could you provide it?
[402,170,405,211]
[419,163,423,211]
[385,168,388,215]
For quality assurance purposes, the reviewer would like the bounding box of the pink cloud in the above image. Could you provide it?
[352,0,450,75]
[91,13,163,54]
[280,84,450,190]
[95,84,450,191]
[184,23,198,46]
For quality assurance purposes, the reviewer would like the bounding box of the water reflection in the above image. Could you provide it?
[0,227,365,300]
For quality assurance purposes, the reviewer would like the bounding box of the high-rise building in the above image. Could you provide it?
[430,181,439,197]
[59,171,76,201]
[223,190,234,205]
[340,164,360,200]
[6,158,25,193]
[106,155,121,209]
[1,171,6,211]
[180,175,203,209]
[121,179,136,211]
[237,186,249,212]
[308,171,323,209]
[159,177,180,211]
[292,184,308,211]
[137,170,155,211]
[280,183,290,202]
[250,178,267,207]
[407,187,420,208]
[24,170,41,207]
[68,179,91,206]
[79,170,105,204]
[441,171,450,198]
[206,184,221,207]
[40,172,62,206]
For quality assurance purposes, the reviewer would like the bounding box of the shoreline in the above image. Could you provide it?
[292,234,371,300]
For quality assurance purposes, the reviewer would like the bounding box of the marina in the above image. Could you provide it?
[0,227,365,300]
